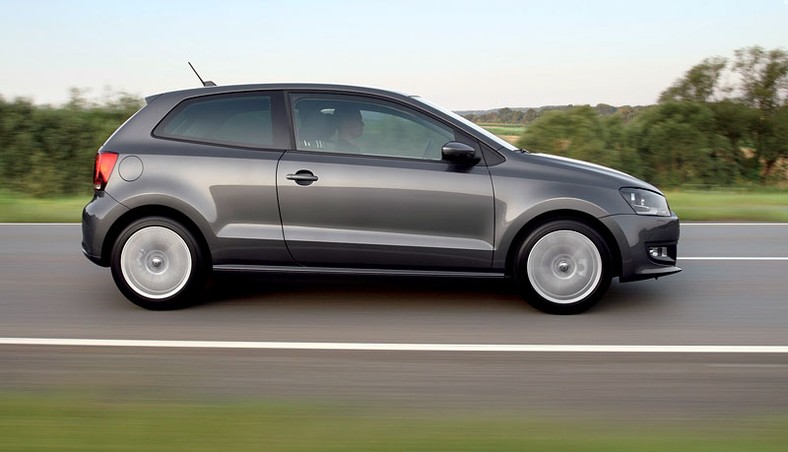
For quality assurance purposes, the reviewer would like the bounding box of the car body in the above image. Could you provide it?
[82,83,680,314]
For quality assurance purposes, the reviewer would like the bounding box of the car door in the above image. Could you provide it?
[276,93,495,270]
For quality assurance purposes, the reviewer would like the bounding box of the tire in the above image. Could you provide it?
[110,217,207,310]
[515,220,612,315]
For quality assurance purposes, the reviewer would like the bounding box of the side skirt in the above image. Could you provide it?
[213,264,505,279]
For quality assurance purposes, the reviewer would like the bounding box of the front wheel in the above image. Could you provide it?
[110,217,207,310]
[515,220,612,314]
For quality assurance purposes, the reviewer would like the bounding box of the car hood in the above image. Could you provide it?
[519,152,663,194]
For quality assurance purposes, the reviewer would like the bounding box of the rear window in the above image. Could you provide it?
[154,94,275,148]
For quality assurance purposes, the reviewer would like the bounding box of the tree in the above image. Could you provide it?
[759,105,788,180]
[594,103,618,115]
[522,108,539,124]
[708,100,760,180]
[517,106,621,169]
[630,102,738,187]
[653,46,787,182]
[732,46,788,179]
[659,57,728,103]
[733,46,788,112]
[614,106,639,122]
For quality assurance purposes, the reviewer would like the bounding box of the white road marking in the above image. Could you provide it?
[1,338,788,353]
[707,364,788,369]
[681,223,788,227]
[0,223,79,226]
[681,257,788,261]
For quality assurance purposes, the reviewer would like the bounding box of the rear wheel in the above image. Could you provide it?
[110,217,207,310]
[515,220,612,314]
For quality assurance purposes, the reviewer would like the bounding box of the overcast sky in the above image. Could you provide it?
[1,0,786,110]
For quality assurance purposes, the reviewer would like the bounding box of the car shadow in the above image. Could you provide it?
[197,273,673,315]
[201,272,527,310]
[593,278,677,314]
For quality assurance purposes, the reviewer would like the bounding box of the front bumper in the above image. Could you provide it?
[601,213,681,283]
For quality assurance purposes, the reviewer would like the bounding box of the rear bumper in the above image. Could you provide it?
[601,213,681,283]
[82,247,103,265]
[81,192,128,267]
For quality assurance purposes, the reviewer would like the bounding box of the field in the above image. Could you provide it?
[479,123,524,144]
[1,393,787,451]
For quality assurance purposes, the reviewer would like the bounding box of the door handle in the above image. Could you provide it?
[286,170,318,186]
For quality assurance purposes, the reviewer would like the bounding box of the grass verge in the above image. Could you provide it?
[1,393,787,451]
[0,192,89,222]
[665,190,788,222]
[0,191,785,223]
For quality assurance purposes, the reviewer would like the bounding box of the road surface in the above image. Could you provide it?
[1,223,787,419]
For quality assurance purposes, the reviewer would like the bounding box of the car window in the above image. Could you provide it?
[154,94,275,148]
[292,95,455,160]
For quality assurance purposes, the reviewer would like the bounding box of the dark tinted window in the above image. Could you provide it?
[155,94,275,148]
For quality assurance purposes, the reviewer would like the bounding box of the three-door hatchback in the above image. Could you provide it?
[82,83,680,314]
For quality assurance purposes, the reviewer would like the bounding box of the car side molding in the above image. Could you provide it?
[213,264,506,279]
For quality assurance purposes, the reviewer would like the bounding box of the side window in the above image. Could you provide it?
[292,95,455,160]
[154,94,275,148]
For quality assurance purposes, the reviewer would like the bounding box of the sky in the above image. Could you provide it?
[1,0,786,111]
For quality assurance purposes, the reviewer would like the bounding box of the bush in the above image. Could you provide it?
[0,92,141,197]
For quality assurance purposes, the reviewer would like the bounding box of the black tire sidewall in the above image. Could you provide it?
[515,220,612,315]
[110,217,205,310]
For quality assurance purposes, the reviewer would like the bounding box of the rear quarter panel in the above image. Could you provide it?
[102,140,292,266]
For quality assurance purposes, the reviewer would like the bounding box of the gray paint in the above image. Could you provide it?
[277,151,495,269]
[83,83,680,285]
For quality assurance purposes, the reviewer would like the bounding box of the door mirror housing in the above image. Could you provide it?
[441,142,478,162]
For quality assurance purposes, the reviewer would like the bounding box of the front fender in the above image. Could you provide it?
[493,197,611,270]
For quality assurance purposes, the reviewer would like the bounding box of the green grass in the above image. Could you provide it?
[665,190,788,222]
[1,393,787,451]
[480,123,525,139]
[0,191,90,222]
[0,190,785,223]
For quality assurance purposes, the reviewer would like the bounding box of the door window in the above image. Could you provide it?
[292,95,455,160]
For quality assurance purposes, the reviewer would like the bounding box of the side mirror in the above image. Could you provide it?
[441,142,478,162]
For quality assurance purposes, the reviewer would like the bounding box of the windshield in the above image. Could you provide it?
[413,96,520,152]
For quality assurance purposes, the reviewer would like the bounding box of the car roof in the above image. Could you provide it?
[145,83,414,104]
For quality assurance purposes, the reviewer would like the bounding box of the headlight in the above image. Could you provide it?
[619,188,671,217]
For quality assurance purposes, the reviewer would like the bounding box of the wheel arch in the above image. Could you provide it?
[100,204,212,268]
[503,209,622,279]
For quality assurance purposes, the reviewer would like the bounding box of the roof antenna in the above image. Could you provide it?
[188,62,216,87]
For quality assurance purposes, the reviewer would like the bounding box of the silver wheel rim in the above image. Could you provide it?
[120,226,192,300]
[526,230,603,305]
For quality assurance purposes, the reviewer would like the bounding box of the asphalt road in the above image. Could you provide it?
[1,223,788,419]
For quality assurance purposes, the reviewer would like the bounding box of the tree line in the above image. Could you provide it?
[512,46,787,187]
[461,104,647,125]
[0,45,785,197]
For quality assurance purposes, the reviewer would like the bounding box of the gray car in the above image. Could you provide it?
[82,83,680,314]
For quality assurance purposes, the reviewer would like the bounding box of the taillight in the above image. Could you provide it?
[94,152,118,190]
